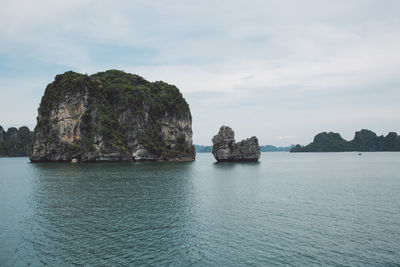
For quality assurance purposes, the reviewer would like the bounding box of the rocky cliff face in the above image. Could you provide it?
[212,126,260,162]
[30,70,195,162]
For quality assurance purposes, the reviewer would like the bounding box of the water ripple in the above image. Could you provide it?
[0,154,400,265]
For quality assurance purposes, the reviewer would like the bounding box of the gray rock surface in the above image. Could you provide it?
[212,126,260,162]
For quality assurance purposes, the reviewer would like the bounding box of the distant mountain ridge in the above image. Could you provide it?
[291,129,400,152]
[194,145,212,153]
[260,144,295,152]
[194,144,294,153]
[0,126,33,156]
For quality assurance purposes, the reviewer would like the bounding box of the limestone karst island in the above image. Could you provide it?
[29,70,195,162]
[212,126,261,162]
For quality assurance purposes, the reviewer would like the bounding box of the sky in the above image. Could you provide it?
[1,0,400,146]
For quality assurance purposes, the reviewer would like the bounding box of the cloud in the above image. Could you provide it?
[0,0,400,145]
[276,136,295,140]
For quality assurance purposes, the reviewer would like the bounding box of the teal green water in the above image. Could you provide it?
[1,153,400,266]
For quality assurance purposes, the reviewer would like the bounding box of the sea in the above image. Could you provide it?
[0,152,399,266]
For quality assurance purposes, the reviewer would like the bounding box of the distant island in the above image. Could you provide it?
[0,126,33,157]
[194,145,212,153]
[291,129,400,152]
[30,70,195,162]
[260,144,295,152]
[195,144,294,153]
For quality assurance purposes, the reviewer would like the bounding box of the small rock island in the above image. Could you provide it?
[30,70,195,162]
[212,126,260,162]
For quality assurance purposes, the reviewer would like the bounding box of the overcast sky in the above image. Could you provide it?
[1,0,400,145]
